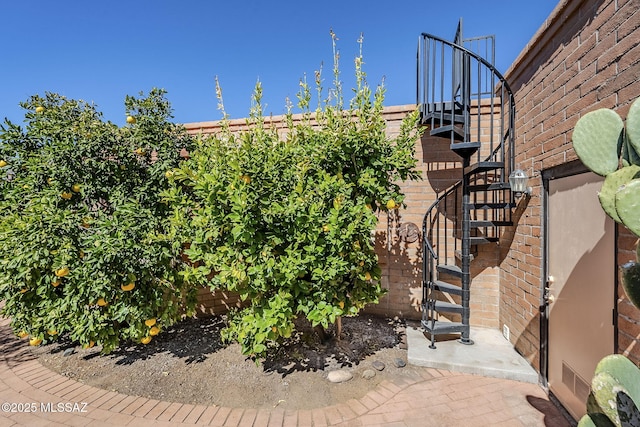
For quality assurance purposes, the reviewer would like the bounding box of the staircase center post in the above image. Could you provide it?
[460,155,474,345]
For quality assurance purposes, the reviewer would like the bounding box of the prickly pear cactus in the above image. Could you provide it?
[573,108,624,176]
[571,97,640,310]
[572,98,640,233]
[615,179,640,237]
[622,262,640,310]
[579,355,640,427]
[573,98,640,427]
[598,166,640,223]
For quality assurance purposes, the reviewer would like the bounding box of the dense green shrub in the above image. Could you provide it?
[163,35,422,357]
[0,89,197,352]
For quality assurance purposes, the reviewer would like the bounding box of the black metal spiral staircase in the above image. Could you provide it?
[417,21,516,349]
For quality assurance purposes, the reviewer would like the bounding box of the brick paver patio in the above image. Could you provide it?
[0,317,571,426]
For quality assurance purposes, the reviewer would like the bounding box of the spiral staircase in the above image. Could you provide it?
[417,20,516,348]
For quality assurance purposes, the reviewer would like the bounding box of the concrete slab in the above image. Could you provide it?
[407,323,540,384]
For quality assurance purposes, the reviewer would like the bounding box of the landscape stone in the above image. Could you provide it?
[327,370,353,383]
[394,358,406,368]
[362,369,376,379]
[372,361,385,371]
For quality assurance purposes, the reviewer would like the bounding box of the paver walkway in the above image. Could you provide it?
[0,316,571,426]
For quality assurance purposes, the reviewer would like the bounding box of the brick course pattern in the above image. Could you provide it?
[503,0,640,366]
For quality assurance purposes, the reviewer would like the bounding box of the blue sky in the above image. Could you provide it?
[1,1,559,126]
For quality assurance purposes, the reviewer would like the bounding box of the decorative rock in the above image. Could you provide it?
[63,348,75,357]
[372,361,386,371]
[394,358,406,368]
[362,369,376,379]
[327,370,353,383]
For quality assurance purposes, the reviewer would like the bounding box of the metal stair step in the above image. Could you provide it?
[470,236,499,245]
[469,202,515,210]
[430,124,464,140]
[437,264,462,278]
[433,300,463,314]
[468,182,511,192]
[450,142,480,158]
[470,220,513,228]
[432,280,463,295]
[464,161,504,175]
[421,319,467,335]
[420,111,466,125]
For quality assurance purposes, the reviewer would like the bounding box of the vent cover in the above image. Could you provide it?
[562,361,590,404]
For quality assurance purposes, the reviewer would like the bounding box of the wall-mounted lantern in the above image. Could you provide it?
[509,168,532,197]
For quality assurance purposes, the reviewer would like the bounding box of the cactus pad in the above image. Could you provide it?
[599,166,640,223]
[578,413,614,427]
[622,262,640,310]
[622,138,640,167]
[573,108,624,176]
[615,179,640,237]
[627,97,640,156]
[591,355,640,427]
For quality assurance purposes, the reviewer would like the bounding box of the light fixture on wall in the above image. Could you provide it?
[509,168,532,197]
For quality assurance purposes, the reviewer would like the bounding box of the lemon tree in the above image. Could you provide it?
[0,89,197,352]
[164,36,422,357]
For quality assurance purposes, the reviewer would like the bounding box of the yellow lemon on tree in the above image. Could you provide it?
[83,341,95,349]
[271,326,278,333]
[97,298,108,307]
[55,267,69,277]
[134,147,146,156]
[18,331,29,338]
[47,330,58,336]
[126,115,136,124]
[35,106,45,113]
[322,224,330,233]
[19,288,28,294]
[240,174,251,184]
[165,170,174,179]
[60,191,73,200]
[29,337,42,346]
[72,184,81,193]
[386,199,397,210]
[47,177,54,185]
[52,280,62,288]
[141,336,152,345]
[0,160,7,168]
[364,272,372,281]
[121,282,135,292]
[339,301,345,309]
[144,318,156,327]
[149,326,160,336]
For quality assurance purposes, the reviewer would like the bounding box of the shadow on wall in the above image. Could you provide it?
[421,133,462,193]
[370,210,423,320]
[499,194,530,262]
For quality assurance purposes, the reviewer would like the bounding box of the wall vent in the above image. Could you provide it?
[562,361,590,404]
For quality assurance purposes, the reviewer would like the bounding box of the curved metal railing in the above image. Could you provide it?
[417,32,516,323]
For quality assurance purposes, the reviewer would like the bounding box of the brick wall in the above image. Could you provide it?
[503,0,640,366]
[184,103,503,327]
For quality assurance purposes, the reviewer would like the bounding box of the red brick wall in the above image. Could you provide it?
[503,0,640,366]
